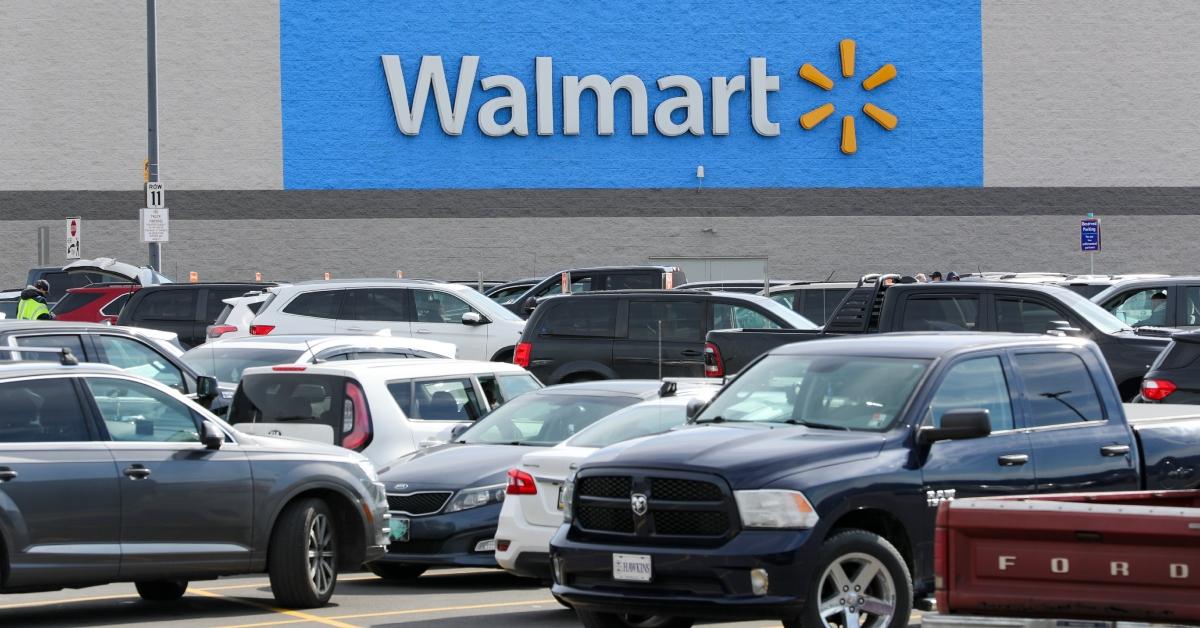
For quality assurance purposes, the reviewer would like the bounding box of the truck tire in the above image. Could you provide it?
[368,563,426,581]
[790,530,912,628]
[575,609,693,628]
[268,498,338,608]
[135,580,188,602]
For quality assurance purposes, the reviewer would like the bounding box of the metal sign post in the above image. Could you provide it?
[145,0,162,273]
[1080,214,1101,275]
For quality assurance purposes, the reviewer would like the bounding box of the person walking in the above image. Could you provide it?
[16,280,54,320]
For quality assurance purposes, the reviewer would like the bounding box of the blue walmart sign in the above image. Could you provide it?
[280,0,982,189]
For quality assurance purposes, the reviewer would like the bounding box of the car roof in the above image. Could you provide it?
[0,360,124,378]
[548,265,679,274]
[538,289,759,300]
[240,358,528,379]
[284,278,445,288]
[0,320,137,333]
[1092,276,1200,289]
[136,282,273,290]
[772,332,1090,360]
[192,334,453,354]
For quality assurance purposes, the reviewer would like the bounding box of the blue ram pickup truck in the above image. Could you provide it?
[550,333,1200,628]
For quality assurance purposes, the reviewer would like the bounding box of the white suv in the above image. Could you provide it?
[243,280,526,362]
[227,359,542,465]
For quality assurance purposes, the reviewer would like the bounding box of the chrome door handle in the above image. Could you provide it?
[1101,444,1131,457]
[123,464,151,480]
[998,454,1030,467]
[415,329,432,334]
[0,468,17,482]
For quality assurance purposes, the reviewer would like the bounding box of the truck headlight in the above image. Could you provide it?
[444,484,506,513]
[561,478,576,523]
[734,490,819,529]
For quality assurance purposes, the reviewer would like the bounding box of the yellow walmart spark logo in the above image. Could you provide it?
[798,39,897,154]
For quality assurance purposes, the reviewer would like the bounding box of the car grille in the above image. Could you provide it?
[387,491,452,516]
[573,472,735,542]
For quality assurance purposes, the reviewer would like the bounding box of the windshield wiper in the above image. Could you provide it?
[776,419,851,431]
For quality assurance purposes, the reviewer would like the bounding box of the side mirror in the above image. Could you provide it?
[201,420,225,450]
[450,423,470,441]
[685,398,707,421]
[196,375,220,404]
[461,311,485,326]
[522,297,538,315]
[917,409,991,445]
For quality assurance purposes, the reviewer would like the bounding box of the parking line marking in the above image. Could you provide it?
[0,592,139,610]
[329,597,556,620]
[191,589,360,628]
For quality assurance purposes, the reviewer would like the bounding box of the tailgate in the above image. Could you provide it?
[1125,403,1200,489]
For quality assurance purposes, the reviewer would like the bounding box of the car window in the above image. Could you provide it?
[540,299,617,337]
[228,373,346,437]
[96,335,184,391]
[1187,287,1200,326]
[0,378,91,442]
[206,289,252,322]
[460,393,638,445]
[85,377,199,443]
[926,356,1014,431]
[183,346,305,382]
[133,290,196,321]
[771,292,795,309]
[342,288,410,322]
[800,288,850,324]
[533,274,595,298]
[1014,353,1104,427]
[898,296,979,331]
[711,302,781,330]
[628,300,704,341]
[395,378,485,421]
[413,289,474,324]
[1104,287,1169,327]
[995,297,1067,334]
[100,292,132,317]
[490,285,531,303]
[477,373,542,408]
[606,274,659,290]
[14,334,87,361]
[282,290,344,319]
[567,401,690,448]
[49,291,104,315]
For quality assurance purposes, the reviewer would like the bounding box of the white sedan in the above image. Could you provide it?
[494,384,719,579]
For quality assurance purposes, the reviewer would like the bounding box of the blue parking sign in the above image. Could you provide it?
[1081,218,1101,252]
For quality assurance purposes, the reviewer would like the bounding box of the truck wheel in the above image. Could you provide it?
[575,609,693,628]
[792,530,912,628]
[368,563,427,581]
[268,498,338,608]
[135,580,188,601]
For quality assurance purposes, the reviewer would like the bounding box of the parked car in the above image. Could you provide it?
[0,290,20,320]
[244,279,525,361]
[206,290,275,340]
[551,333,1200,628]
[26,258,172,306]
[486,277,544,304]
[182,334,456,385]
[516,290,816,384]
[50,283,140,323]
[1137,329,1200,404]
[1051,273,1172,298]
[706,274,1170,400]
[227,359,542,465]
[0,355,388,608]
[370,380,686,580]
[0,321,223,413]
[116,283,274,349]
[766,281,857,325]
[496,382,720,579]
[505,266,687,317]
[1091,276,1200,329]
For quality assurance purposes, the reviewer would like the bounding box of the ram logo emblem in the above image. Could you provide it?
[630,493,648,517]
[926,489,956,507]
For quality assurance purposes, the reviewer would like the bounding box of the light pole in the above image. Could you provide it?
[146,0,162,272]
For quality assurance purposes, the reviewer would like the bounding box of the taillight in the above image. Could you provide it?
[272,365,307,372]
[209,324,237,338]
[704,342,724,378]
[506,468,537,495]
[341,380,373,451]
[249,324,275,336]
[513,342,532,368]
[1141,378,1177,401]
[934,502,950,612]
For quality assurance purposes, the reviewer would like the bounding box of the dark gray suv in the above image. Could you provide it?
[0,357,388,608]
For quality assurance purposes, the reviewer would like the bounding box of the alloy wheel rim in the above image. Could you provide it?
[306,513,335,595]
[817,552,897,628]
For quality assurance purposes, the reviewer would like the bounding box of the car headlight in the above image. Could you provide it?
[444,484,506,513]
[560,477,576,523]
[355,458,379,482]
[734,490,819,529]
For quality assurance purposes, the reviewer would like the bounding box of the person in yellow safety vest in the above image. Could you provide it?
[16,279,54,320]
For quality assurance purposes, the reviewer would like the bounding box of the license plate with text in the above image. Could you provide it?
[613,553,652,582]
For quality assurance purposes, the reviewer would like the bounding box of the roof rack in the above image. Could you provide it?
[0,346,79,365]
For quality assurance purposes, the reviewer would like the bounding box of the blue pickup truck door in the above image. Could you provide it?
[1010,351,1139,492]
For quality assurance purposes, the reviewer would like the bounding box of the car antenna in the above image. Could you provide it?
[305,338,321,364]
[824,269,836,282]
[657,319,663,381]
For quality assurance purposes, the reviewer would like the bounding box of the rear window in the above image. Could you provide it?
[133,289,196,321]
[100,292,132,317]
[182,346,306,382]
[50,291,104,314]
[899,296,979,331]
[606,273,660,290]
[282,290,343,319]
[206,289,255,323]
[229,373,347,436]
[539,299,617,337]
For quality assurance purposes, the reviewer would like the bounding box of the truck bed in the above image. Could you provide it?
[1124,403,1200,490]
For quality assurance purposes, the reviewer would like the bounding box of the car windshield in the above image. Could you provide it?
[445,285,523,322]
[566,396,709,448]
[182,346,305,383]
[459,392,639,446]
[725,293,819,330]
[1055,287,1131,334]
[697,354,930,431]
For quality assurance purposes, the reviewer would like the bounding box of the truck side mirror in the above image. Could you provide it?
[685,397,707,421]
[917,409,991,444]
[196,375,220,405]
[461,311,486,326]
[450,423,471,441]
[522,297,539,315]
[201,420,225,450]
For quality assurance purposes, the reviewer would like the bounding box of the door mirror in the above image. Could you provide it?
[450,423,471,441]
[461,311,486,326]
[201,420,225,450]
[196,375,220,405]
[917,409,991,444]
[685,397,707,421]
[522,297,539,315]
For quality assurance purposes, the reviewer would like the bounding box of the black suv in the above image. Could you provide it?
[514,290,816,383]
[504,266,686,318]
[116,283,273,348]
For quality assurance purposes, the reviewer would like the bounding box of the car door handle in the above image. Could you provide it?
[343,326,365,332]
[680,349,703,357]
[998,454,1030,467]
[415,329,432,334]
[122,464,151,480]
[0,468,17,482]
[1101,444,1131,457]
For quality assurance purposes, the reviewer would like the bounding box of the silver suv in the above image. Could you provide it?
[0,351,388,608]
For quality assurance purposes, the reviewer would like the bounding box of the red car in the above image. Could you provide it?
[50,284,140,323]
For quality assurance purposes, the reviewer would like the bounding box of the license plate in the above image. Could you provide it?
[556,485,565,511]
[389,517,410,542]
[612,553,652,582]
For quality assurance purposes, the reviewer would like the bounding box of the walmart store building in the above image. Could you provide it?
[2,1,1199,286]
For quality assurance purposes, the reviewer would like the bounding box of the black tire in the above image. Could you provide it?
[135,580,188,602]
[368,562,427,581]
[575,609,694,628]
[790,530,912,628]
[268,498,338,608]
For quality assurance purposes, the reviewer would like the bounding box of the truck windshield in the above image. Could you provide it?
[697,354,930,431]
[1055,289,1132,334]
